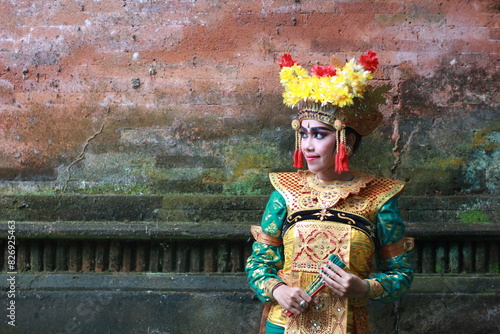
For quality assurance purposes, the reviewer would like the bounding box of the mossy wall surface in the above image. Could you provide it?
[0,0,498,196]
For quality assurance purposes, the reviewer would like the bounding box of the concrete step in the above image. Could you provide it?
[1,220,500,240]
[1,273,499,334]
[0,194,498,223]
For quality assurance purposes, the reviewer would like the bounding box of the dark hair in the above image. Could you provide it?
[345,127,362,153]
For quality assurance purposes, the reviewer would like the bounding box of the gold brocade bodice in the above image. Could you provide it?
[281,221,375,284]
[269,170,404,223]
[267,171,404,334]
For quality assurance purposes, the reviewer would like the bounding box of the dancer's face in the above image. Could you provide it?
[300,119,337,181]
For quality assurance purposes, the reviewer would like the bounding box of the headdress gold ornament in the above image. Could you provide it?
[278,51,390,171]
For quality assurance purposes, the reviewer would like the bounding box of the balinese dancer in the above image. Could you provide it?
[246,51,414,334]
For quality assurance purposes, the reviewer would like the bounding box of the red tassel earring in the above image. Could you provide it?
[292,119,304,169]
[334,120,349,172]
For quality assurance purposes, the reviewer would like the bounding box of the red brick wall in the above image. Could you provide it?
[0,0,498,194]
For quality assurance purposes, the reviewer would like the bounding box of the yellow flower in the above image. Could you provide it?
[283,90,301,107]
[307,76,323,103]
[280,64,309,86]
[293,65,309,79]
[279,67,295,85]
[332,86,354,107]
[283,79,311,107]
[279,56,375,108]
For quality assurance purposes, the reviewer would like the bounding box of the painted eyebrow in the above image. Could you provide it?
[300,126,334,132]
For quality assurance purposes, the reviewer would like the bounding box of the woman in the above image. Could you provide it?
[246,51,414,334]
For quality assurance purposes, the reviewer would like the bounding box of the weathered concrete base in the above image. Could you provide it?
[3,292,499,334]
[395,295,500,334]
[4,291,261,334]
[1,273,499,334]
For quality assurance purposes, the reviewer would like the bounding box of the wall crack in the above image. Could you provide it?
[391,118,401,176]
[63,117,108,191]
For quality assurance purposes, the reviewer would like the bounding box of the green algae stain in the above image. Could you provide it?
[223,139,289,195]
[456,123,500,194]
[458,210,490,223]
[490,262,500,274]
[434,264,443,274]
[225,171,273,195]
[472,128,500,151]
[429,157,466,169]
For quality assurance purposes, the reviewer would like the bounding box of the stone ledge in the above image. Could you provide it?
[0,194,163,222]
[406,221,500,238]
[0,220,499,240]
[1,273,498,294]
[0,221,253,240]
[0,194,498,223]
[0,272,250,292]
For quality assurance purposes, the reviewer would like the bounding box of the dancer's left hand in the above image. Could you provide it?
[320,261,369,298]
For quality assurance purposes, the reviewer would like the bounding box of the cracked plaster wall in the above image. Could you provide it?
[0,0,498,195]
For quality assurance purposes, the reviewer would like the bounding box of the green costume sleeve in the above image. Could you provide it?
[245,191,287,303]
[371,196,414,303]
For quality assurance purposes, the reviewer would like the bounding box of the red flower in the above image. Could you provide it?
[311,65,337,77]
[279,54,298,68]
[359,50,379,73]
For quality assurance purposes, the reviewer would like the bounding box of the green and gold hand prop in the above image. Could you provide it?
[284,253,346,317]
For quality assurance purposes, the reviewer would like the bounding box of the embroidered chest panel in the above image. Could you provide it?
[270,171,404,223]
[288,221,351,274]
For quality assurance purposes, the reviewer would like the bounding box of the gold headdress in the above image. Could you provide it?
[279,51,390,171]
